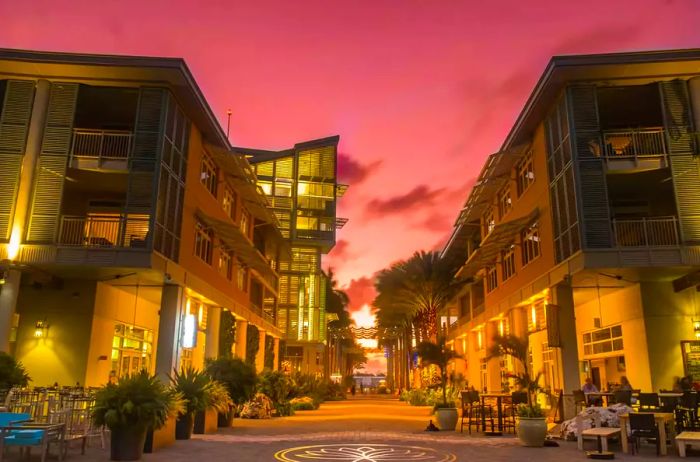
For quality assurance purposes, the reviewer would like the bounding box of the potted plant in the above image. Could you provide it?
[488,334,547,447]
[170,367,213,440]
[92,371,184,461]
[205,357,257,427]
[194,380,232,434]
[416,336,461,430]
[0,352,30,392]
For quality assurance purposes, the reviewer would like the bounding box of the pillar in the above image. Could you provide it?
[255,329,266,372]
[688,77,700,132]
[205,306,221,359]
[0,80,51,352]
[511,306,527,339]
[234,319,247,360]
[552,283,581,394]
[155,284,184,381]
[273,337,280,371]
[485,320,501,392]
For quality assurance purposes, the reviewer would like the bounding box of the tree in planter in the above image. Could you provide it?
[246,324,260,366]
[416,336,461,409]
[169,367,214,440]
[264,335,275,370]
[93,371,184,461]
[0,352,30,391]
[218,311,236,357]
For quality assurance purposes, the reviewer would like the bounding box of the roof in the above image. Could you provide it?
[236,135,340,163]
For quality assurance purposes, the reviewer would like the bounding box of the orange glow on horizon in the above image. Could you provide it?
[351,304,375,329]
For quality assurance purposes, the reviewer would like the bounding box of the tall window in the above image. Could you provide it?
[483,207,495,237]
[501,245,516,281]
[237,262,249,292]
[521,222,541,266]
[485,266,498,293]
[201,152,218,196]
[498,185,512,219]
[516,151,535,196]
[194,221,213,264]
[218,246,233,280]
[240,210,251,238]
[111,324,153,379]
[222,186,237,220]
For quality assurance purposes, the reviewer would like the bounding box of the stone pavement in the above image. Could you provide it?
[3,397,688,461]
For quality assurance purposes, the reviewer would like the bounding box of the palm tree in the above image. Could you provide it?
[416,336,461,407]
[487,334,542,411]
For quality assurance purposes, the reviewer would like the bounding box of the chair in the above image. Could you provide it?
[613,390,632,406]
[459,390,492,434]
[0,422,65,462]
[638,393,660,411]
[503,391,528,433]
[659,395,679,413]
[573,390,588,413]
[675,392,699,432]
[628,413,660,455]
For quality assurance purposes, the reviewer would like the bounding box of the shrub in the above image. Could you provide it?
[290,396,317,411]
[205,357,256,405]
[0,353,30,390]
[208,380,233,414]
[170,367,213,415]
[258,370,291,405]
[240,393,273,419]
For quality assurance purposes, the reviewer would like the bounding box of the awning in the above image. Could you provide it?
[196,209,278,291]
[458,208,539,279]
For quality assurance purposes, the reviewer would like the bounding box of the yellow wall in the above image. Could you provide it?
[14,280,96,387]
[84,282,162,386]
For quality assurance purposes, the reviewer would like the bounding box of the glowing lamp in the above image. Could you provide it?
[34,319,48,338]
[7,226,21,261]
[694,320,700,339]
[182,314,197,348]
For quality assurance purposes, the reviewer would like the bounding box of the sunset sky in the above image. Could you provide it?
[3,0,700,313]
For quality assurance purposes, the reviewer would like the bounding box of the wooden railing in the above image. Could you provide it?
[58,215,149,248]
[71,129,133,161]
[613,216,679,247]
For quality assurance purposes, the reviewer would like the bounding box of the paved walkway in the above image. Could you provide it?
[6,397,688,461]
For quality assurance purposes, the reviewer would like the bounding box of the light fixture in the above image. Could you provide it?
[693,320,700,339]
[0,270,7,285]
[182,314,197,348]
[34,319,48,338]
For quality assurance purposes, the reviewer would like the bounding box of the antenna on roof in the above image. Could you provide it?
[226,109,232,140]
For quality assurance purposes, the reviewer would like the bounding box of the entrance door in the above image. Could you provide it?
[591,367,602,391]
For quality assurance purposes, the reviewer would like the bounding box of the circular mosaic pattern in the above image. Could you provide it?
[274,443,456,462]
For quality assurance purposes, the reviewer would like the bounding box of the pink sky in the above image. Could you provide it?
[3,0,700,311]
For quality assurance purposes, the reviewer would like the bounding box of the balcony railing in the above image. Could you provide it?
[58,215,150,248]
[613,216,679,247]
[71,129,133,161]
[602,128,667,159]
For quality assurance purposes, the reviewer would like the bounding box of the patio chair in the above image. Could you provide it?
[460,390,492,434]
[503,391,528,433]
[572,389,588,413]
[612,390,632,406]
[628,413,660,456]
[0,422,65,462]
[675,391,699,432]
[638,393,660,412]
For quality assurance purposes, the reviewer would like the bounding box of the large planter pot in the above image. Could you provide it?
[175,413,195,440]
[144,415,176,453]
[217,408,235,428]
[517,417,547,447]
[110,426,148,461]
[194,408,219,434]
[435,407,458,431]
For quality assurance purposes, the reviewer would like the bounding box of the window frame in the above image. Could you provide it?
[521,221,541,267]
[218,245,233,280]
[194,220,213,264]
[200,152,218,197]
[485,266,498,293]
[482,207,495,238]
[516,150,535,197]
[222,185,237,221]
[501,245,516,281]
[497,185,512,219]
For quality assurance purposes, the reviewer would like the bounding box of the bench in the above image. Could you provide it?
[578,427,622,453]
[676,431,700,458]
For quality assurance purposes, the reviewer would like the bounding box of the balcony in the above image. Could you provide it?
[70,129,133,171]
[613,216,679,247]
[58,215,149,248]
[602,128,668,171]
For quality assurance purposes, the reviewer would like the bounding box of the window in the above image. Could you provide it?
[275,180,293,197]
[528,301,546,332]
[483,207,495,237]
[521,222,541,266]
[200,152,218,197]
[498,185,512,219]
[237,262,249,292]
[516,151,535,196]
[258,181,273,196]
[501,245,516,281]
[240,210,250,237]
[485,266,498,293]
[111,323,154,379]
[194,221,213,264]
[222,186,237,220]
[218,246,233,280]
[583,325,623,356]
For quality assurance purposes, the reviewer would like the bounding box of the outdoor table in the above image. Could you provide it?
[480,393,510,436]
[619,412,676,456]
[658,392,683,398]
[585,392,614,407]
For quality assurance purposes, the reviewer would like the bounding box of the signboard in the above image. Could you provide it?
[681,340,700,383]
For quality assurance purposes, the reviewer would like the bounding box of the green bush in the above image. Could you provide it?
[170,367,214,415]
[257,370,291,408]
[290,396,317,411]
[205,357,257,405]
[0,353,30,390]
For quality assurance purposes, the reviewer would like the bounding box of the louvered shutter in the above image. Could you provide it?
[0,80,35,241]
[27,82,78,243]
[659,80,700,244]
[567,85,612,248]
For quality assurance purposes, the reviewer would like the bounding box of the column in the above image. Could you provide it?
[453,335,467,377]
[552,283,580,394]
[0,80,51,352]
[155,284,184,381]
[273,337,280,371]
[485,320,501,392]
[204,306,221,359]
[234,319,247,360]
[255,329,266,372]
[511,307,527,339]
[688,77,700,131]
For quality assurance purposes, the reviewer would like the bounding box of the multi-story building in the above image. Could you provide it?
[441,49,700,400]
[0,49,285,386]
[238,138,346,375]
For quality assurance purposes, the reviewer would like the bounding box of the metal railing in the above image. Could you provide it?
[58,215,149,248]
[71,129,133,161]
[602,128,667,159]
[613,216,679,247]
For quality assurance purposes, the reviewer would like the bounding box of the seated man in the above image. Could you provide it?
[582,377,602,406]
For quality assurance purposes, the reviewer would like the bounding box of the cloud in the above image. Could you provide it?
[364,184,447,219]
[337,153,382,185]
[329,239,351,259]
[341,276,377,312]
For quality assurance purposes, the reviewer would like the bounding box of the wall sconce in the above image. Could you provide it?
[693,320,700,339]
[34,319,49,338]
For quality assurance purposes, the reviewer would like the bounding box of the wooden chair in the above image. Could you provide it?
[628,413,660,456]
[503,391,528,433]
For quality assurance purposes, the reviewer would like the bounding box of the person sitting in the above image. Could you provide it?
[582,377,599,394]
[617,376,633,391]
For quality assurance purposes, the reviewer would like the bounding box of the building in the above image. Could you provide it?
[238,138,346,375]
[0,49,286,387]
[441,49,700,399]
